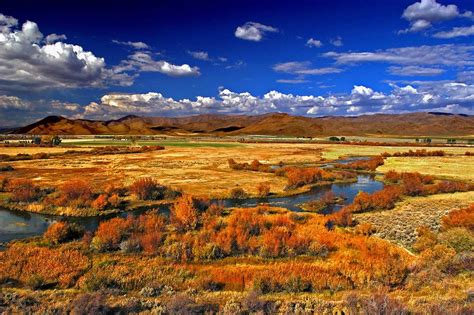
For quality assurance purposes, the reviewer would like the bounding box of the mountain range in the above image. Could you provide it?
[7,112,474,137]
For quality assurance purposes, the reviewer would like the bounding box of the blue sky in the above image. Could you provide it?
[0,0,473,126]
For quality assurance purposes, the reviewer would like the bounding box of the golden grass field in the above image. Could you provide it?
[319,143,470,159]
[0,143,323,198]
[379,156,474,181]
[1,142,472,198]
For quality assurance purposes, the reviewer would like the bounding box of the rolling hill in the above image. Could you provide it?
[9,112,474,137]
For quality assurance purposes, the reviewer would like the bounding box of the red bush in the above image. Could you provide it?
[91,194,109,210]
[56,180,93,207]
[285,167,335,189]
[92,217,136,251]
[7,178,41,202]
[129,177,165,200]
[442,205,474,231]
[170,195,200,231]
[44,221,84,245]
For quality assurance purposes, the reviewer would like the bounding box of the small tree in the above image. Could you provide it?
[170,195,199,231]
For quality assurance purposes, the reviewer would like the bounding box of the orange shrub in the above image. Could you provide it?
[44,221,84,245]
[352,185,402,213]
[91,194,109,210]
[230,187,247,199]
[56,180,93,207]
[442,204,474,231]
[107,193,121,208]
[171,195,200,232]
[338,156,384,171]
[137,213,167,254]
[0,243,89,288]
[384,170,400,183]
[256,182,270,197]
[285,167,335,189]
[92,216,136,251]
[7,178,41,202]
[129,177,165,200]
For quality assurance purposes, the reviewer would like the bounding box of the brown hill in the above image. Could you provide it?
[11,112,474,137]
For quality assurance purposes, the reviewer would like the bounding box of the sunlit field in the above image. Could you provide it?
[1,138,473,313]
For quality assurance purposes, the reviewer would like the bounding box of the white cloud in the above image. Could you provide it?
[0,13,135,92]
[325,44,474,67]
[433,25,474,38]
[188,50,210,61]
[273,61,342,75]
[330,36,343,47]
[401,0,472,33]
[0,13,18,32]
[277,79,309,84]
[45,33,67,44]
[112,40,149,49]
[388,65,444,76]
[234,22,278,41]
[0,95,29,109]
[306,38,323,48]
[352,85,374,96]
[113,51,200,77]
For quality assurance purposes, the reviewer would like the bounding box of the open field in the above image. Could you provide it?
[378,156,474,181]
[0,143,323,198]
[0,146,91,155]
[319,143,471,159]
[356,191,474,248]
[1,142,472,198]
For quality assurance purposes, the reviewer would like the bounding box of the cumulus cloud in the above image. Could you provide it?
[78,80,474,120]
[388,65,445,76]
[45,33,67,44]
[306,38,323,48]
[113,51,200,77]
[234,22,278,41]
[400,0,472,33]
[3,80,474,126]
[325,44,474,67]
[112,40,149,49]
[433,25,474,38]
[0,12,136,92]
[0,95,30,109]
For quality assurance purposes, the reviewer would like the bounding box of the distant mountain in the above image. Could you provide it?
[9,112,474,137]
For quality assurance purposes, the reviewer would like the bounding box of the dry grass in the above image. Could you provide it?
[378,156,474,181]
[0,143,324,198]
[0,146,91,155]
[356,191,474,248]
[320,144,470,160]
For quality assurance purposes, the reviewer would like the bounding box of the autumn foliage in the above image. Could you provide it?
[55,180,93,207]
[6,178,41,202]
[337,156,384,171]
[44,221,85,245]
[129,177,166,200]
[442,204,474,231]
[285,167,336,189]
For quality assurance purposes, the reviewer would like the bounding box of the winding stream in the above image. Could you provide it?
[0,174,382,246]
